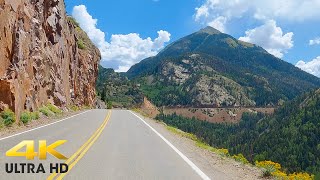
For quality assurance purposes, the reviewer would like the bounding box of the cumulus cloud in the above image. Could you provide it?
[195,0,320,26]
[72,5,171,72]
[72,5,107,48]
[239,20,293,58]
[309,37,320,45]
[195,5,209,22]
[153,30,171,50]
[296,56,320,77]
[101,32,170,72]
[207,16,227,33]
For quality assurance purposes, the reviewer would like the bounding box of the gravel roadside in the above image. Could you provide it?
[0,110,89,139]
[133,111,265,180]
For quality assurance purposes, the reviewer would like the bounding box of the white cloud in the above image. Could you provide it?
[296,56,320,77]
[153,30,171,50]
[207,16,227,33]
[309,37,320,45]
[101,32,170,72]
[239,20,293,58]
[72,5,107,48]
[195,0,320,26]
[195,5,209,21]
[72,5,171,72]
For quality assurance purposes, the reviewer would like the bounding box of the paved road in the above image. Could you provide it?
[0,109,209,180]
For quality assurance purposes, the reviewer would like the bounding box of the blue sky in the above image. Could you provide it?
[65,0,202,44]
[65,0,320,77]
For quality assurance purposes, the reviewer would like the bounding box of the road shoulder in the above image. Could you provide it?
[0,110,89,139]
[132,110,264,180]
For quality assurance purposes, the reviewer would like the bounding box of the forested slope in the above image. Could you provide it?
[156,89,320,174]
[97,65,143,108]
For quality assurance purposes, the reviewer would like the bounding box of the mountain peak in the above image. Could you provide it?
[198,26,222,35]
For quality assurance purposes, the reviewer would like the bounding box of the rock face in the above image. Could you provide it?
[153,54,255,107]
[0,0,101,118]
[191,74,255,107]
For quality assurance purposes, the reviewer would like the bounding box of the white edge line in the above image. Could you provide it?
[129,110,211,180]
[0,110,91,141]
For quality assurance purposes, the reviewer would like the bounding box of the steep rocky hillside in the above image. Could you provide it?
[97,65,143,108]
[128,27,320,107]
[0,0,101,118]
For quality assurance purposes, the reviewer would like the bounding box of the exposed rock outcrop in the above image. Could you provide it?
[155,54,255,107]
[190,74,255,107]
[0,0,101,119]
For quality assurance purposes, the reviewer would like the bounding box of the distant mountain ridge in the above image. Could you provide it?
[97,65,143,108]
[127,26,320,107]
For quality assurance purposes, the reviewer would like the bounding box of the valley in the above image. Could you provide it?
[139,97,274,123]
[0,1,319,179]
[96,26,320,178]
[155,89,320,176]
[162,107,274,123]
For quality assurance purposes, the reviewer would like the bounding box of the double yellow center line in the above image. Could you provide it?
[47,110,112,180]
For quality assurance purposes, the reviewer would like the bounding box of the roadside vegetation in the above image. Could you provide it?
[0,109,15,127]
[46,104,63,114]
[20,111,40,124]
[106,101,113,109]
[0,103,91,129]
[133,89,320,178]
[255,161,314,179]
[163,122,314,179]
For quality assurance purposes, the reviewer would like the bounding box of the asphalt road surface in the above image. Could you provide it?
[0,109,210,180]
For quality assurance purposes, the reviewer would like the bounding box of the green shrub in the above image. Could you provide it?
[0,117,3,128]
[107,101,113,109]
[82,105,91,109]
[39,106,53,117]
[70,105,79,112]
[20,111,31,124]
[215,148,230,156]
[1,109,15,126]
[77,39,85,49]
[262,165,276,178]
[232,154,249,164]
[256,161,279,178]
[68,16,80,27]
[47,104,62,114]
[30,111,40,120]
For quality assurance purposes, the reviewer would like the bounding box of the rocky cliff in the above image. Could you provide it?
[0,0,101,118]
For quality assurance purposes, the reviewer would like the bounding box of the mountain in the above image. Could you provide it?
[0,0,100,119]
[97,65,143,108]
[156,88,320,174]
[127,26,320,107]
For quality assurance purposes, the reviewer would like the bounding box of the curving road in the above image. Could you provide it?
[0,109,210,180]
